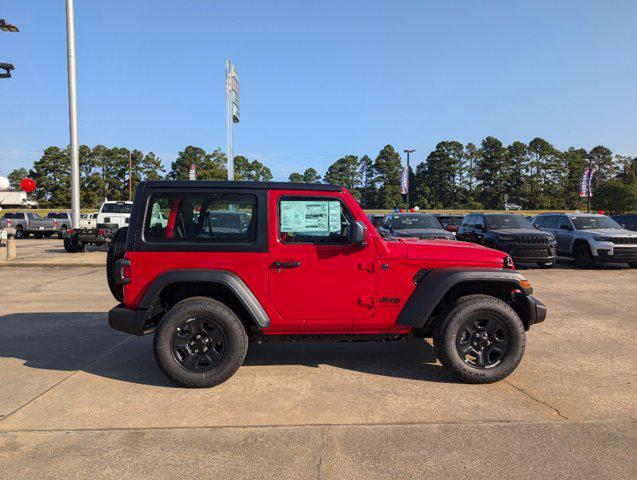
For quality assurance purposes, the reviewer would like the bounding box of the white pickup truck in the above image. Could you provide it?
[65,201,132,252]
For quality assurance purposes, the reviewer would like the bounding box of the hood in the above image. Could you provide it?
[579,228,637,237]
[490,228,552,237]
[393,228,453,238]
[399,238,508,266]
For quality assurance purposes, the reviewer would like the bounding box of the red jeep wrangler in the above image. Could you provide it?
[107,181,546,387]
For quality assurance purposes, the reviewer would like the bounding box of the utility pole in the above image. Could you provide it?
[65,0,80,228]
[128,150,132,201]
[403,149,415,209]
[226,60,240,181]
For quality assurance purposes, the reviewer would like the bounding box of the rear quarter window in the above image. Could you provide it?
[143,192,257,243]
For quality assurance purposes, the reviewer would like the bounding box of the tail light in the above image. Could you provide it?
[6,219,11,227]
[98,229,106,236]
[67,229,74,236]
[53,220,59,227]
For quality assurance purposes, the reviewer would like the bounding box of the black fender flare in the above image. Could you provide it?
[396,269,533,328]
[140,269,270,328]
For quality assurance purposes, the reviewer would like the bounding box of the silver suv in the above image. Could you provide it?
[532,213,637,268]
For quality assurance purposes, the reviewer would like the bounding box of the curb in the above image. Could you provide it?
[0,263,105,268]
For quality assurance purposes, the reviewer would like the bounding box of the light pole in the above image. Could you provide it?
[403,149,415,209]
[0,19,19,79]
[65,0,80,228]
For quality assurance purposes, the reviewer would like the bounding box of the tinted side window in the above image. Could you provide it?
[144,193,256,243]
[623,217,637,230]
[461,215,474,228]
[557,216,571,230]
[279,198,352,244]
[474,215,485,229]
[532,216,545,228]
[543,216,558,229]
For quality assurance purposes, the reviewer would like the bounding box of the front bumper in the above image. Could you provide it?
[108,304,154,336]
[516,294,547,329]
[592,245,637,263]
[498,242,557,264]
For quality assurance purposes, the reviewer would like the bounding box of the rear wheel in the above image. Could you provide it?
[14,227,24,239]
[34,232,43,239]
[58,226,67,239]
[70,234,86,252]
[537,262,554,269]
[63,236,76,252]
[574,244,594,268]
[433,295,525,384]
[106,227,128,302]
[153,297,248,388]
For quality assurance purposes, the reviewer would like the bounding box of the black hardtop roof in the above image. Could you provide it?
[141,180,342,192]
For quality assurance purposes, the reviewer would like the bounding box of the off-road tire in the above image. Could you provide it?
[71,234,86,252]
[106,227,128,302]
[63,236,75,252]
[153,297,248,388]
[58,226,67,239]
[433,294,526,384]
[537,262,555,269]
[574,244,594,268]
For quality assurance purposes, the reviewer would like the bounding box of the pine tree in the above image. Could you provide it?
[324,155,361,199]
[476,137,506,209]
[374,145,404,209]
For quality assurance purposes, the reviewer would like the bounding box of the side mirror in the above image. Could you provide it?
[533,224,540,229]
[560,224,572,231]
[351,221,367,244]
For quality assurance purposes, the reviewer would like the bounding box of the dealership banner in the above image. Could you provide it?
[400,165,409,194]
[579,168,596,198]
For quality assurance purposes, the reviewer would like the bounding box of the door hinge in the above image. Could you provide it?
[358,295,375,307]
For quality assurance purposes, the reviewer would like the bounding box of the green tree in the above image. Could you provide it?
[561,147,588,210]
[234,156,273,181]
[592,180,637,215]
[358,155,377,208]
[29,146,71,207]
[476,136,507,209]
[167,146,227,180]
[505,142,528,205]
[423,141,464,208]
[615,155,636,184]
[588,146,616,181]
[302,168,321,183]
[288,172,303,182]
[374,145,404,209]
[461,143,481,208]
[324,155,361,199]
[526,137,557,208]
[7,167,28,190]
[411,161,431,209]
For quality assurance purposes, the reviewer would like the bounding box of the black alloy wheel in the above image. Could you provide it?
[171,317,227,372]
[574,244,593,268]
[455,314,509,369]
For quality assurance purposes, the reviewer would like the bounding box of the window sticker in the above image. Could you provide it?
[280,200,341,233]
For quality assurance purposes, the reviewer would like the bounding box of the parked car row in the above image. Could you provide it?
[367,211,637,269]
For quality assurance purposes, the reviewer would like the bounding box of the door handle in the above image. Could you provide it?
[272,261,302,269]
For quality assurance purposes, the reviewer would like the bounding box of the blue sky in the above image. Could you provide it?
[1,0,635,180]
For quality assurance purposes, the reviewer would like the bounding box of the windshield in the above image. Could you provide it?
[485,215,533,230]
[392,215,443,230]
[437,216,463,226]
[101,203,132,214]
[571,216,622,230]
[3,212,25,219]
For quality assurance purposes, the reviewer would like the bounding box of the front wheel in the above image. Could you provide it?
[574,244,594,268]
[153,297,248,388]
[433,295,526,384]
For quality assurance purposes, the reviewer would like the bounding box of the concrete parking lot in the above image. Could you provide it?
[0,248,635,478]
